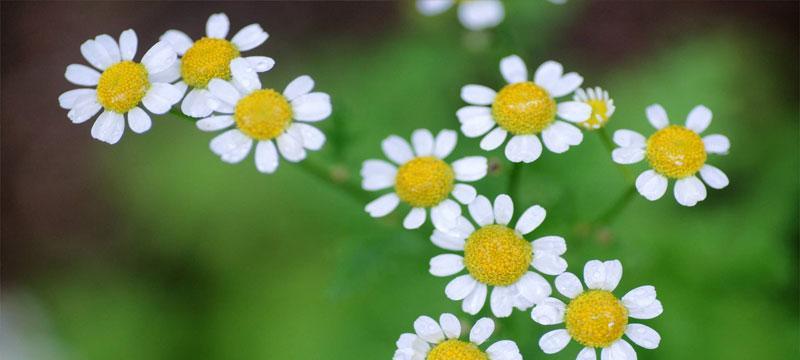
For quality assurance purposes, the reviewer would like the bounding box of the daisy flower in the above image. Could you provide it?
[532,259,663,360]
[196,58,331,173]
[429,194,566,317]
[159,13,273,118]
[573,87,615,130]
[611,104,730,206]
[417,0,505,31]
[362,129,487,230]
[394,313,522,360]
[458,55,591,163]
[59,30,182,144]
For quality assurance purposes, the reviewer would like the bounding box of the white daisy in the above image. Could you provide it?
[611,104,730,206]
[458,55,591,163]
[197,58,331,173]
[532,259,663,360]
[159,13,273,118]
[573,86,615,130]
[429,194,566,317]
[417,0,505,31]
[361,129,487,230]
[59,30,183,144]
[394,313,522,360]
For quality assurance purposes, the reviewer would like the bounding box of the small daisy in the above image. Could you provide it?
[394,313,522,360]
[458,55,591,163]
[611,104,730,206]
[197,58,331,173]
[429,194,566,317]
[159,13,273,118]
[532,259,663,360]
[573,87,615,130]
[59,30,183,144]
[362,129,487,230]
[417,0,505,31]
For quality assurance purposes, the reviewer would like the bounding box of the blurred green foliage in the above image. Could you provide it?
[31,1,797,359]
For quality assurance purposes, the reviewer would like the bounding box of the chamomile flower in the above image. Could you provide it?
[532,260,662,360]
[429,194,566,317]
[417,0,505,31]
[362,129,487,230]
[458,55,591,163]
[612,104,730,206]
[573,87,615,130]
[159,13,273,118]
[197,58,331,173]
[394,313,522,360]
[59,30,182,144]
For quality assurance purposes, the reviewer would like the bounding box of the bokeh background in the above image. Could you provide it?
[2,1,798,359]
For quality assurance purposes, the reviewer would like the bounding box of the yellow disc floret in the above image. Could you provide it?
[394,157,455,208]
[234,89,293,140]
[492,81,556,135]
[96,61,149,113]
[463,225,532,286]
[578,99,610,130]
[427,339,487,360]
[180,37,240,88]
[646,125,707,179]
[565,290,628,348]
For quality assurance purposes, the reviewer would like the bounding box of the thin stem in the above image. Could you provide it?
[594,185,637,226]
[597,128,635,184]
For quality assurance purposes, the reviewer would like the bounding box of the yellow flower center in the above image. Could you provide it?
[394,156,455,208]
[492,82,556,135]
[96,61,150,113]
[646,125,707,179]
[565,290,628,348]
[427,339,487,360]
[463,225,532,286]
[578,99,610,130]
[180,37,240,88]
[234,89,293,140]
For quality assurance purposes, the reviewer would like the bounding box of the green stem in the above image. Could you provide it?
[597,128,634,184]
[594,185,636,226]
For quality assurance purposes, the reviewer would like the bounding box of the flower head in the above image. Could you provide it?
[197,58,331,173]
[458,55,592,163]
[532,260,663,359]
[59,29,183,144]
[612,104,730,206]
[362,129,487,230]
[429,194,567,317]
[416,0,505,31]
[573,87,615,130]
[394,313,522,360]
[159,13,273,118]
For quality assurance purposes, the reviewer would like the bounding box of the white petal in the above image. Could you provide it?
[699,164,729,189]
[417,0,454,15]
[645,104,668,129]
[254,140,279,174]
[490,286,514,317]
[453,156,488,182]
[446,274,478,301]
[457,0,504,31]
[468,195,494,226]
[127,107,151,134]
[93,34,120,63]
[434,129,458,158]
[493,194,513,225]
[431,199,461,231]
[430,254,464,277]
[613,129,646,148]
[395,333,429,353]
[539,329,570,354]
[583,260,622,291]
[532,252,567,275]
[207,79,242,107]
[58,89,95,110]
[196,115,234,132]
[159,30,193,55]
[500,55,528,84]
[276,132,307,162]
[557,101,592,123]
[245,56,275,72]
[403,208,427,229]
[119,29,138,61]
[80,39,113,70]
[628,300,663,320]
[205,13,230,38]
[459,109,495,138]
[360,159,397,191]
[533,61,563,92]
[461,84,496,105]
[504,135,542,163]
[635,170,668,201]
[612,147,645,165]
[685,105,712,134]
[542,121,583,154]
[486,340,521,360]
[549,72,583,98]
[142,82,183,114]
[141,41,176,74]
[469,317,495,345]
[413,316,445,344]
[480,127,508,151]
[231,24,269,51]
[91,111,125,144]
[382,135,414,164]
[67,94,101,124]
[452,184,477,204]
[515,205,546,235]
[148,61,181,83]
[431,228,466,251]
[703,134,730,154]
[65,64,100,86]
[577,347,597,360]
[532,236,566,256]
[515,272,551,304]
[292,92,332,122]
[622,285,662,319]
[674,176,707,206]
[365,193,400,217]
[531,297,566,325]
[625,324,661,349]
[283,75,314,101]
[554,272,582,298]
[600,339,637,360]
[292,123,326,151]
[602,260,623,291]
[411,129,435,156]
[230,57,261,93]
[462,283,488,315]
[439,313,461,339]
[210,129,253,163]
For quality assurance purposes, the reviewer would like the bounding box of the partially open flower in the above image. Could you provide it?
[416,0,505,31]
